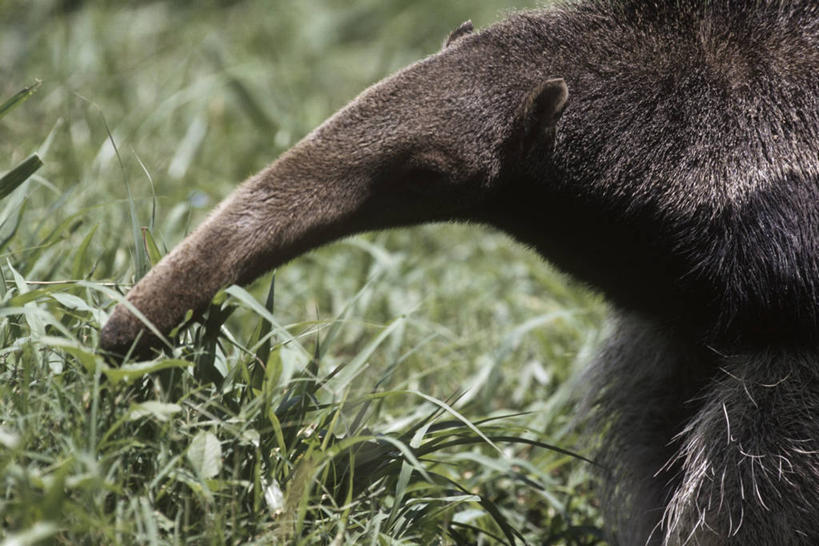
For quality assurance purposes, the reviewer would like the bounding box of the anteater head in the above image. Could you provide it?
[99,22,569,357]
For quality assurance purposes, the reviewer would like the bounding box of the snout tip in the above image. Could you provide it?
[99,307,164,362]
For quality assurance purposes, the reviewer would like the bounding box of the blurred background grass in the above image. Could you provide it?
[1,0,608,543]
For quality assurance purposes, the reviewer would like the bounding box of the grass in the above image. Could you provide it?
[1,1,608,544]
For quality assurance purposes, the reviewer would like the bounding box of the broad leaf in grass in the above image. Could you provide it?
[188,431,222,479]
[128,401,182,422]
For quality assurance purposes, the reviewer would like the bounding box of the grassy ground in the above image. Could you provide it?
[1,1,608,543]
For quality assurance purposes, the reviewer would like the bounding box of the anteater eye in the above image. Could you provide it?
[405,165,447,184]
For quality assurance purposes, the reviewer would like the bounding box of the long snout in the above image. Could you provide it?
[100,50,472,357]
[99,26,568,357]
[99,140,376,356]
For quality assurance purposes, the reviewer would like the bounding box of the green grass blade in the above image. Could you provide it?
[104,359,193,384]
[0,80,41,119]
[71,224,98,279]
[253,273,276,367]
[225,285,311,359]
[0,155,43,200]
[96,110,147,280]
[142,227,163,267]
[0,200,26,256]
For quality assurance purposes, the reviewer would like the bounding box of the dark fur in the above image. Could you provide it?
[101,1,819,544]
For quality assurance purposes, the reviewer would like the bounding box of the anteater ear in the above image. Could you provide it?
[442,20,474,49]
[518,78,569,156]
